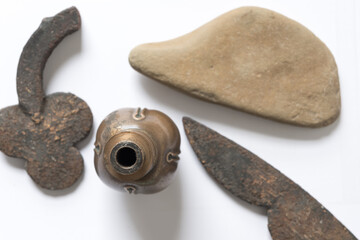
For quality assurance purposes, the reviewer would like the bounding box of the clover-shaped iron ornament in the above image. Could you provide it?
[0,7,93,190]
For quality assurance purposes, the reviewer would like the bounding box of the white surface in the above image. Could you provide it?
[0,0,359,239]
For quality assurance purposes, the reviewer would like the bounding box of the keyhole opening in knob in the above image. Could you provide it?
[116,147,137,168]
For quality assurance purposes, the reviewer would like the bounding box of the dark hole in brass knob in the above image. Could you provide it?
[94,108,181,194]
[116,147,137,168]
[109,142,143,175]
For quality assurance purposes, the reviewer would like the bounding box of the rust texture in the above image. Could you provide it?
[0,7,93,190]
[183,117,357,240]
[94,108,180,194]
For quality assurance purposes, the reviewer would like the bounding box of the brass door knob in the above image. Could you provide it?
[94,108,180,194]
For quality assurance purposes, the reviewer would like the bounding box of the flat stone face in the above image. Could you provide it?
[129,7,340,127]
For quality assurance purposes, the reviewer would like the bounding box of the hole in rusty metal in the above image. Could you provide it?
[116,147,137,168]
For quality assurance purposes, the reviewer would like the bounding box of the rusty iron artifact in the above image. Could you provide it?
[183,117,357,240]
[0,7,93,190]
[94,108,180,194]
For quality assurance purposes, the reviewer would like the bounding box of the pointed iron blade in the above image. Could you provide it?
[183,117,357,240]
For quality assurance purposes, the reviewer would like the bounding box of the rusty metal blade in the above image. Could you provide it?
[183,117,357,240]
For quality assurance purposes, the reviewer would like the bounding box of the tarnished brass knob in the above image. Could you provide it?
[94,108,181,194]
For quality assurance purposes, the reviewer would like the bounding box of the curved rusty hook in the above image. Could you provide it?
[0,7,92,190]
[16,7,81,122]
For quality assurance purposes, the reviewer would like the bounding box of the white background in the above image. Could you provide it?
[0,0,359,239]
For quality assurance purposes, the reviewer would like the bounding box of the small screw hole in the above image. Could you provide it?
[94,144,101,155]
[167,152,179,163]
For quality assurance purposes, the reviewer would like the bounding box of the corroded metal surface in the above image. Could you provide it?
[17,7,81,119]
[183,117,357,240]
[0,7,92,190]
[94,108,180,194]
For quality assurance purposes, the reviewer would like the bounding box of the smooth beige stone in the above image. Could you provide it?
[129,7,340,127]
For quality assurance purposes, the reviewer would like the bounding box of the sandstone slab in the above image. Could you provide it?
[129,7,340,127]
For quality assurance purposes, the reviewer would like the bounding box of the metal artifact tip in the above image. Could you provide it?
[182,117,358,240]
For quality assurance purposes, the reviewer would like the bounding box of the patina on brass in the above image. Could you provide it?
[94,108,180,194]
[183,117,357,240]
[0,7,93,190]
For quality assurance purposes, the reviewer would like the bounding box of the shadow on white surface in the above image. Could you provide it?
[123,175,182,240]
[138,74,340,140]
[4,154,26,169]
